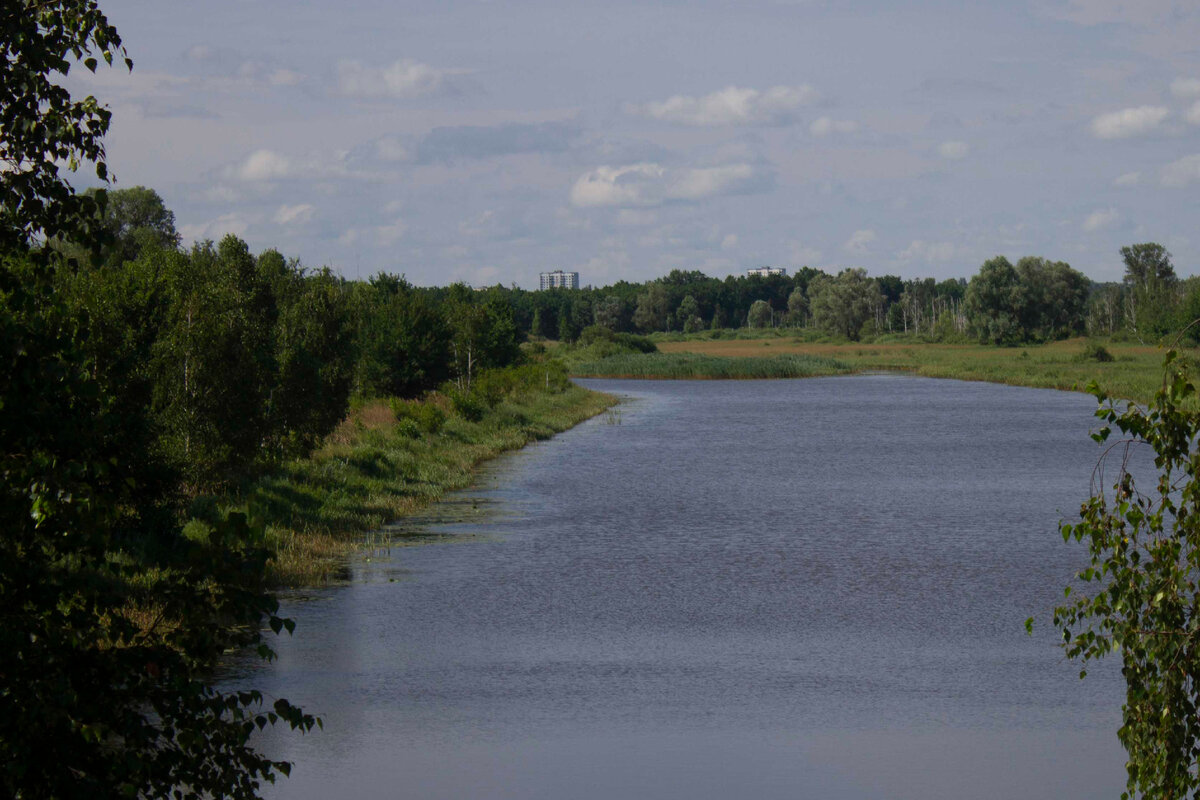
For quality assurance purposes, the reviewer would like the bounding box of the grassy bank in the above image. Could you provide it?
[572,351,852,379]
[217,368,615,586]
[645,336,1171,403]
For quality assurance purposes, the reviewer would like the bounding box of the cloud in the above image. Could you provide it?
[937,140,969,160]
[1091,106,1169,139]
[274,203,315,226]
[810,117,858,136]
[232,149,291,181]
[1082,208,1120,231]
[1161,153,1200,187]
[630,85,818,126]
[1114,171,1141,186]
[376,218,407,246]
[897,240,957,262]
[179,213,250,243]
[336,58,464,99]
[843,229,876,253]
[1040,0,1197,26]
[374,136,410,162]
[1187,100,1200,126]
[569,162,769,207]
[1172,77,1200,98]
[415,121,581,164]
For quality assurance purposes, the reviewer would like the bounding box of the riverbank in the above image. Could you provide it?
[572,335,1171,405]
[224,369,615,586]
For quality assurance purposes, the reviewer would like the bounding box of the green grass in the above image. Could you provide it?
[571,351,852,380]
[642,335,1178,404]
[222,378,615,586]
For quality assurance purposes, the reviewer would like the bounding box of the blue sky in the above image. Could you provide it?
[71,0,1200,287]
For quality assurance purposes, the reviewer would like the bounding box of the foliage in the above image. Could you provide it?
[1081,341,1115,363]
[571,351,850,379]
[809,268,880,340]
[0,0,130,250]
[390,398,446,434]
[1052,350,1200,799]
[747,299,773,328]
[354,274,451,398]
[964,256,1023,344]
[0,256,316,799]
[1122,244,1180,341]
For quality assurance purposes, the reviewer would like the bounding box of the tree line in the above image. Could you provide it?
[3,176,523,795]
[504,246,1192,346]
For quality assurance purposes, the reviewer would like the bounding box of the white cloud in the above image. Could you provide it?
[1082,208,1119,232]
[669,164,758,200]
[843,229,876,253]
[232,149,291,181]
[787,242,822,265]
[897,240,957,262]
[274,203,315,226]
[1172,77,1200,98]
[376,218,407,246]
[179,213,250,243]
[632,85,818,126]
[336,58,461,99]
[1161,154,1200,187]
[569,162,765,207]
[616,209,658,226]
[1187,100,1200,126]
[1114,171,1141,186]
[721,233,739,250]
[375,136,410,162]
[268,68,303,87]
[937,140,969,160]
[810,117,858,136]
[1090,106,1169,139]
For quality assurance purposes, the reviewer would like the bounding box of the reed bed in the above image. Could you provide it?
[571,351,852,380]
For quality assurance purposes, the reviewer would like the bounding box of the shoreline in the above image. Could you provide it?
[237,383,617,587]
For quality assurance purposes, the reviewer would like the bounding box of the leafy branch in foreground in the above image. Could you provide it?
[0,0,131,249]
[1051,349,1200,799]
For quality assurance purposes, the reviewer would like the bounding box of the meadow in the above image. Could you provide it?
[573,333,1177,405]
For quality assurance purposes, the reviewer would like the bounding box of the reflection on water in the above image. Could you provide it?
[246,375,1127,799]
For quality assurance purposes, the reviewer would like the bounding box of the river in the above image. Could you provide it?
[245,374,1127,799]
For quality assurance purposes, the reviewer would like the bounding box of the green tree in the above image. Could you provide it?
[964,256,1022,344]
[1121,243,1179,341]
[354,273,451,398]
[747,299,772,328]
[786,287,809,327]
[0,1,130,250]
[809,268,880,340]
[633,283,670,333]
[1050,350,1200,799]
[1,256,317,799]
[90,185,180,263]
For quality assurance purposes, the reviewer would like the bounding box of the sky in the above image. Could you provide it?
[66,0,1200,288]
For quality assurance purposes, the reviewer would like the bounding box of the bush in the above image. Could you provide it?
[391,398,447,433]
[612,332,657,353]
[447,389,486,422]
[578,325,616,346]
[1082,342,1115,363]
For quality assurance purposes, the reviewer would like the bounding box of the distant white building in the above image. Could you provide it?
[540,270,580,290]
[746,266,787,278]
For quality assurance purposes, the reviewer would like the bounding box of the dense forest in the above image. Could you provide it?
[492,243,1192,346]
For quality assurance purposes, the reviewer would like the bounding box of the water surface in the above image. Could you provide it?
[249,375,1127,799]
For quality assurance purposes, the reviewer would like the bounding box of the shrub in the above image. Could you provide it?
[391,398,447,433]
[447,389,486,422]
[1082,342,1115,363]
